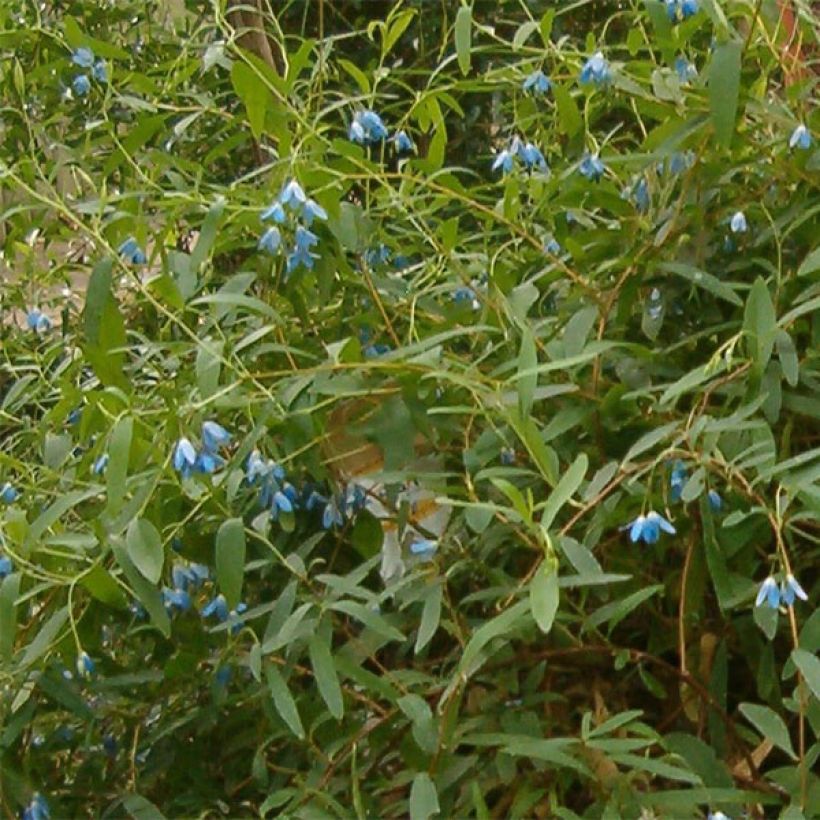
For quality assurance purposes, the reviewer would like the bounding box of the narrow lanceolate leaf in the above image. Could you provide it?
[744,277,777,374]
[454,5,472,75]
[112,540,170,638]
[415,582,443,654]
[540,453,587,529]
[105,416,133,517]
[517,326,538,419]
[708,40,742,147]
[265,665,305,739]
[530,564,559,634]
[309,628,344,720]
[0,573,21,660]
[409,772,440,820]
[215,517,246,609]
[126,518,164,584]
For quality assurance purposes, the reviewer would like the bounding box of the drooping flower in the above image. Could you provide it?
[349,109,388,145]
[364,343,391,358]
[543,238,561,255]
[92,453,109,475]
[707,812,730,820]
[707,489,723,512]
[118,236,146,264]
[76,651,95,679]
[201,593,229,622]
[630,177,650,212]
[0,555,13,578]
[302,199,328,226]
[492,148,515,174]
[194,449,223,475]
[729,211,747,234]
[201,421,230,453]
[1,482,19,504]
[409,538,438,559]
[665,0,698,22]
[523,69,551,95]
[625,511,676,544]
[789,123,811,150]
[780,574,808,606]
[517,141,547,171]
[278,180,306,209]
[391,130,414,153]
[258,226,281,255]
[500,447,516,465]
[72,74,91,96]
[260,201,286,224]
[453,286,480,310]
[674,56,697,83]
[322,496,344,529]
[669,461,687,502]
[755,576,780,608]
[667,151,695,174]
[162,586,192,614]
[72,47,95,68]
[580,51,611,86]
[26,308,52,334]
[173,437,197,479]
[579,152,606,182]
[22,793,50,820]
[229,602,248,634]
[92,60,107,83]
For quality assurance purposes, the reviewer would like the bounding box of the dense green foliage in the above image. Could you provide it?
[1,0,818,817]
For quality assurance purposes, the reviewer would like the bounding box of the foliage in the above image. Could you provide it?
[0,0,818,817]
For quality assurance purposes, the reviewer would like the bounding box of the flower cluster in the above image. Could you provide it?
[246,450,298,520]
[306,482,367,529]
[69,47,106,97]
[258,179,328,276]
[492,136,547,174]
[664,0,698,23]
[161,561,210,616]
[755,574,808,609]
[173,421,231,479]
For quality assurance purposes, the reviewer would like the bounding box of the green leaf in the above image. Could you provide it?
[708,40,742,147]
[121,793,167,820]
[454,5,472,75]
[265,665,305,739]
[309,626,344,720]
[416,582,442,654]
[586,585,664,633]
[0,573,20,661]
[738,702,796,759]
[80,565,128,609]
[126,518,164,584]
[553,84,582,137]
[661,262,742,307]
[791,649,820,701]
[410,772,440,820]
[330,600,405,643]
[530,564,559,634]
[516,327,538,419]
[398,694,438,753]
[20,606,68,670]
[189,198,225,273]
[231,61,269,139]
[460,599,530,673]
[540,453,587,529]
[744,277,777,374]
[105,416,133,517]
[111,540,170,637]
[216,517,246,609]
[797,245,820,277]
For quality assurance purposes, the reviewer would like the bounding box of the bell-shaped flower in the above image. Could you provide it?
[580,51,611,86]
[674,56,697,83]
[173,437,197,478]
[72,74,91,96]
[26,308,52,334]
[755,576,780,608]
[194,449,223,474]
[0,555,13,578]
[523,70,551,95]
[669,461,687,502]
[707,489,723,512]
[258,226,281,255]
[201,420,230,453]
[279,179,306,209]
[92,60,107,83]
[162,586,192,614]
[202,593,229,622]
[544,238,561,255]
[780,574,808,606]
[118,237,146,264]
[229,602,248,635]
[517,141,547,171]
[789,124,811,150]
[323,497,344,529]
[729,211,747,234]
[22,793,50,820]
[579,152,605,182]
[72,47,94,68]
[631,177,650,212]
[302,199,328,226]
[491,148,514,174]
[261,201,286,223]
[391,130,414,153]
[349,109,388,144]
[1,482,19,503]
[76,651,95,679]
[92,453,109,475]
[625,511,676,544]
[409,538,438,559]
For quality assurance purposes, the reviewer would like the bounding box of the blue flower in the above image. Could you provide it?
[631,177,650,212]
[194,450,223,475]
[349,109,388,144]
[201,421,230,452]
[72,47,94,68]
[1,482,19,504]
[392,129,414,153]
[579,153,606,182]
[453,287,480,310]
[364,244,391,267]
[103,734,118,758]
[364,343,391,358]
[162,586,192,614]
[517,141,547,171]
[118,237,146,264]
[500,447,516,465]
[302,198,328,226]
[92,60,107,83]
[22,793,50,820]
[707,489,723,512]
[26,308,52,334]
[286,246,317,273]
[755,576,780,608]
[729,211,747,234]
[322,496,344,529]
[580,51,611,86]
[543,238,561,255]
[173,437,197,478]
[279,180,306,209]
[707,813,730,820]
[261,201,286,223]
[674,56,697,83]
[76,651,95,679]
[667,151,694,174]
[780,574,808,606]
[201,593,229,622]
[271,490,293,517]
[229,602,248,634]
[410,538,438,559]
[523,70,551,95]
[665,0,698,22]
[789,123,811,150]
[92,453,109,475]
[258,226,281,255]
[669,461,687,501]
[492,148,514,174]
[72,74,91,96]
[625,511,676,544]
[215,666,232,687]
[0,556,13,578]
